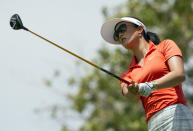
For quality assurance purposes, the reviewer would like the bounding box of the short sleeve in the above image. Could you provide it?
[160,40,182,61]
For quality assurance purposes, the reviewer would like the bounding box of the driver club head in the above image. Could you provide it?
[10,14,28,31]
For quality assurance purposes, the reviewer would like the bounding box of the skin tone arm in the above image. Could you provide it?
[122,55,186,96]
[152,55,185,89]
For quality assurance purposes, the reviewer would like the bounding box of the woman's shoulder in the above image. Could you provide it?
[156,39,177,50]
[158,39,176,46]
[156,39,182,56]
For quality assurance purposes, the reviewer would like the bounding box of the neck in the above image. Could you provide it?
[130,38,149,62]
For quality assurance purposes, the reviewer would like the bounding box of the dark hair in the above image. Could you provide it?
[144,31,160,45]
[132,18,161,45]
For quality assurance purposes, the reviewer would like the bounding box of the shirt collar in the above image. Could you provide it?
[149,40,156,50]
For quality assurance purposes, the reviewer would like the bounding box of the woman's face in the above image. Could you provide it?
[115,22,140,49]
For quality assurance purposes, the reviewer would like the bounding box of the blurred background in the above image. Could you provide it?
[1,0,193,131]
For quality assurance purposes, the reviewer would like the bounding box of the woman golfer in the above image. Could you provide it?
[101,17,193,131]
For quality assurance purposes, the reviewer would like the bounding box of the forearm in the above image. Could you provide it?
[152,71,185,89]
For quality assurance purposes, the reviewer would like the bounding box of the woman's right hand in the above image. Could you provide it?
[122,84,129,95]
[122,80,139,96]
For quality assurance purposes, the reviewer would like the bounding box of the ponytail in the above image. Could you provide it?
[144,32,161,45]
[134,24,161,45]
[131,17,161,45]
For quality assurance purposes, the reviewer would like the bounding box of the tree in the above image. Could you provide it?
[56,0,193,130]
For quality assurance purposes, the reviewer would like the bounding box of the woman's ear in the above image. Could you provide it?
[137,25,144,33]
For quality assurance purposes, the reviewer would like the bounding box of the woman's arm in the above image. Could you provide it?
[123,55,185,96]
[126,56,185,97]
[152,55,185,89]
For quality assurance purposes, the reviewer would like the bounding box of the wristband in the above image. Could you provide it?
[151,80,158,90]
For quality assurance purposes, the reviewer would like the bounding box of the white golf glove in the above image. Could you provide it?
[138,82,156,97]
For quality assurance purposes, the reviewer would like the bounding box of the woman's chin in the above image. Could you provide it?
[125,42,135,49]
[122,39,135,49]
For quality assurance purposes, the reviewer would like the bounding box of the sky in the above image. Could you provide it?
[0,0,127,131]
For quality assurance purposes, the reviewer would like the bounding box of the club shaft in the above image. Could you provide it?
[27,29,131,85]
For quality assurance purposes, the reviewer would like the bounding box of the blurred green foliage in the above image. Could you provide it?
[62,0,193,130]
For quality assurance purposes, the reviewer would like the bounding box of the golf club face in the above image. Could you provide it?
[10,14,28,30]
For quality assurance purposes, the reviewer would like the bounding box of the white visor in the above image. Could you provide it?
[100,17,147,44]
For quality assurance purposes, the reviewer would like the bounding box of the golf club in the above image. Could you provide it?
[10,14,131,85]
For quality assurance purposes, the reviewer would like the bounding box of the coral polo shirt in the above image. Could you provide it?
[120,40,187,122]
